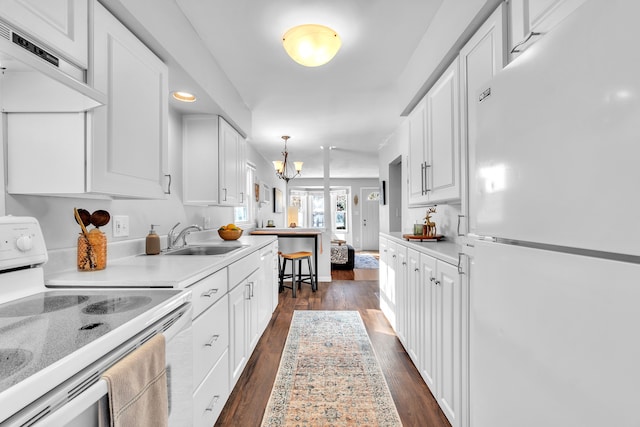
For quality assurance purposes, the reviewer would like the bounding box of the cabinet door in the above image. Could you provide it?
[0,0,88,67]
[258,245,275,331]
[228,282,249,387]
[408,98,429,205]
[426,58,460,203]
[383,241,397,329]
[509,0,586,58]
[183,115,219,205]
[237,136,247,205]
[460,5,506,235]
[406,249,421,363]
[394,244,408,345]
[437,260,462,427]
[247,270,262,351]
[419,253,437,392]
[90,3,168,198]
[219,117,240,205]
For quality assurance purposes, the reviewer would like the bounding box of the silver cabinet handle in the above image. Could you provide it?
[421,162,426,195]
[205,395,220,411]
[201,288,219,298]
[245,283,252,300]
[511,31,541,53]
[457,215,465,236]
[205,335,220,347]
[223,188,227,201]
[457,253,465,275]
[414,267,420,272]
[424,163,431,193]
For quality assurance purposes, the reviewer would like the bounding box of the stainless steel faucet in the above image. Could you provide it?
[167,222,203,249]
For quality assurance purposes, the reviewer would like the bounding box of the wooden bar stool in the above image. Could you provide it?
[278,251,316,297]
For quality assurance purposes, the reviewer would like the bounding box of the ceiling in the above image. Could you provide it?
[172,0,444,179]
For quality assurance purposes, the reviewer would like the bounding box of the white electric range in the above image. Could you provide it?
[0,217,192,426]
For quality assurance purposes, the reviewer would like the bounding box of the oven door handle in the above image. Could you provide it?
[38,379,109,426]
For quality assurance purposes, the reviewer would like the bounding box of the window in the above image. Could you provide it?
[234,163,255,225]
[289,188,348,232]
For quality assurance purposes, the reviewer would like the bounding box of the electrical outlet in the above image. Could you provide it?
[203,216,211,229]
[113,215,129,237]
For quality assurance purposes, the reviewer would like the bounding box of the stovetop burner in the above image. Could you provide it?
[82,296,152,315]
[0,349,33,381]
[0,295,90,317]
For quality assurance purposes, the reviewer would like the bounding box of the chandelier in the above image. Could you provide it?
[282,24,341,67]
[273,136,303,182]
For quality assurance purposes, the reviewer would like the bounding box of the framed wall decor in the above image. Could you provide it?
[273,187,284,213]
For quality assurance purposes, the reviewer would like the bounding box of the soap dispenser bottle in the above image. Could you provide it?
[146,224,161,255]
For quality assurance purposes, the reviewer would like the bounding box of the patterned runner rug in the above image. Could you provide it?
[261,310,402,426]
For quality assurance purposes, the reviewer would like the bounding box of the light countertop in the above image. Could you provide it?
[382,232,461,265]
[46,235,277,289]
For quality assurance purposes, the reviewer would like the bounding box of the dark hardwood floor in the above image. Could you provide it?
[214,268,451,427]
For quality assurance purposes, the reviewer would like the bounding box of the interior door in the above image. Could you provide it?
[360,187,380,250]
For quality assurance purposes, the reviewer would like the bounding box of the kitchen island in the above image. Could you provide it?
[250,228,322,285]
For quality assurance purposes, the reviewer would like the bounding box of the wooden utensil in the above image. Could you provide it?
[74,208,90,237]
[90,210,111,228]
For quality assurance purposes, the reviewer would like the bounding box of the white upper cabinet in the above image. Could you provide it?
[0,0,88,68]
[460,4,506,235]
[426,58,460,204]
[183,115,219,205]
[408,59,461,206]
[408,98,428,204]
[218,117,246,206]
[89,1,168,198]
[509,0,587,59]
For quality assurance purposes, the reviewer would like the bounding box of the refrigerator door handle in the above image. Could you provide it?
[511,31,541,53]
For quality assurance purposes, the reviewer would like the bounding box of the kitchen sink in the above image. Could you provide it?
[164,245,246,256]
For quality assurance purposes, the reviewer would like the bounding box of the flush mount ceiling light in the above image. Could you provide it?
[172,91,196,102]
[273,136,303,182]
[282,24,341,67]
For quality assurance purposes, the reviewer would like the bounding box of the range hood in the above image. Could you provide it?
[0,20,106,112]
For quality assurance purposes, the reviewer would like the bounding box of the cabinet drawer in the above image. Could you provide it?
[193,295,229,387]
[193,349,230,427]
[228,250,259,288]
[189,268,228,318]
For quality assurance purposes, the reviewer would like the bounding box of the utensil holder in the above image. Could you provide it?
[77,231,107,271]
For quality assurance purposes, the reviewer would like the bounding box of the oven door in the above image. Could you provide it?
[22,304,193,427]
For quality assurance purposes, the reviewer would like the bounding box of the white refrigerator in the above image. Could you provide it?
[467,1,640,426]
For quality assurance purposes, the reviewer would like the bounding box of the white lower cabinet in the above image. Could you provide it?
[188,243,277,426]
[193,349,229,426]
[380,235,466,427]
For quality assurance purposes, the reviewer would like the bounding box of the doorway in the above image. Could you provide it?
[360,187,380,250]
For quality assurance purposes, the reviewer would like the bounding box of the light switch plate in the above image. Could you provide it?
[113,215,129,237]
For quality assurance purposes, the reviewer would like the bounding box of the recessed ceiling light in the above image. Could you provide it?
[172,91,197,102]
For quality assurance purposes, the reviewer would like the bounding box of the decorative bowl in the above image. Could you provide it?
[218,229,243,241]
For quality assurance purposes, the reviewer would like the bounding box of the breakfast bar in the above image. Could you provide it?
[250,228,323,285]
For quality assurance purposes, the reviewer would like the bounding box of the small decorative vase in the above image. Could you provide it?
[77,231,107,271]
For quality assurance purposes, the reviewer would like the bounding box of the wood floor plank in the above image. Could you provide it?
[214,274,451,427]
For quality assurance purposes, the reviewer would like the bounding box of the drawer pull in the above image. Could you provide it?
[205,335,220,347]
[201,288,219,298]
[205,395,220,411]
